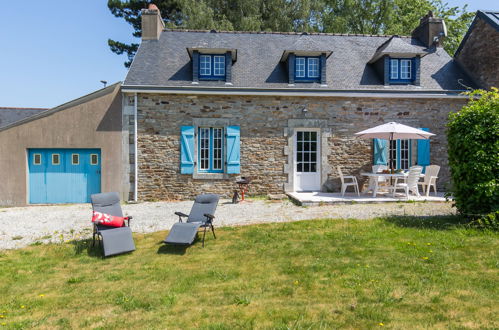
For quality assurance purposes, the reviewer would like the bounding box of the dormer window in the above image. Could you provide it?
[199,54,226,80]
[389,58,414,82]
[295,57,320,82]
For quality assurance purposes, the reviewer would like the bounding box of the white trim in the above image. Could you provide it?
[200,55,211,76]
[295,57,306,77]
[121,86,468,99]
[33,153,42,165]
[71,153,79,165]
[307,58,319,78]
[90,153,99,165]
[213,55,225,76]
[52,153,61,165]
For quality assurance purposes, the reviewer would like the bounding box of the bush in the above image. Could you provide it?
[447,88,499,217]
[470,211,499,230]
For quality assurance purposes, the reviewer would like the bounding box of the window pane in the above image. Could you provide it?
[400,59,412,79]
[308,58,319,78]
[304,131,310,141]
[310,163,317,172]
[213,56,225,76]
[303,163,310,172]
[297,131,303,141]
[295,57,305,77]
[212,128,223,170]
[304,152,310,162]
[297,163,303,172]
[34,154,41,165]
[390,59,399,79]
[297,152,302,162]
[52,154,60,165]
[310,131,317,141]
[311,153,317,162]
[90,154,98,165]
[200,55,211,76]
[72,154,79,165]
[199,128,210,170]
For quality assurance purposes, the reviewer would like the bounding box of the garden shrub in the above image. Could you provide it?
[447,88,499,219]
[470,211,499,230]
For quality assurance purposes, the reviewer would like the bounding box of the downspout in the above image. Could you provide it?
[134,93,138,202]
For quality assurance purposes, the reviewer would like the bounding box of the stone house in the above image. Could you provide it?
[121,7,474,201]
[455,10,499,89]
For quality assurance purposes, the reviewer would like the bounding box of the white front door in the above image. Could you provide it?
[294,129,321,191]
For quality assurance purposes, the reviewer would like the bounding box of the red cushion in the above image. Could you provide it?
[92,211,126,227]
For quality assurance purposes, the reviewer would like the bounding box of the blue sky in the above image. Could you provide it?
[0,0,496,108]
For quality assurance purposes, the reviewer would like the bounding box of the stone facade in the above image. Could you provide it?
[129,93,466,201]
[455,17,499,89]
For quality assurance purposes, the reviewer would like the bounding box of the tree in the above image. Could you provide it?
[108,0,181,67]
[108,0,472,67]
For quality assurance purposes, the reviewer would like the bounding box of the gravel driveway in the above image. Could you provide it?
[0,200,456,250]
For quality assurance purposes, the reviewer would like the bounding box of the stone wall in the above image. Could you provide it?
[132,94,465,201]
[456,17,499,89]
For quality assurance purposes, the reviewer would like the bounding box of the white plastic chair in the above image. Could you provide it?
[418,165,440,196]
[372,165,388,185]
[390,166,422,198]
[338,166,360,197]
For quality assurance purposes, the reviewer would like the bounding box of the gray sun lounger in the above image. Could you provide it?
[91,192,136,257]
[164,194,219,247]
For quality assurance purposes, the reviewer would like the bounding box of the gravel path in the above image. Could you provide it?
[0,200,456,250]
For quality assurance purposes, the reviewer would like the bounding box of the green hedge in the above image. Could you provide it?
[447,88,499,218]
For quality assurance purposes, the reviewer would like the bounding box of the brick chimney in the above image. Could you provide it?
[412,11,447,48]
[141,4,164,40]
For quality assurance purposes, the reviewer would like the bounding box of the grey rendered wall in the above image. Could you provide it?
[0,84,127,206]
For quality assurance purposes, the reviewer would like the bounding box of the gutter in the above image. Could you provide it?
[121,85,468,99]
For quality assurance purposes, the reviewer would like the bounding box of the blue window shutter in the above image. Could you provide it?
[226,126,240,174]
[417,128,430,171]
[180,126,195,174]
[373,139,387,165]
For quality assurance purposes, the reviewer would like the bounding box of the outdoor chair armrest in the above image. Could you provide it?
[204,213,215,222]
[125,216,132,227]
[175,211,189,222]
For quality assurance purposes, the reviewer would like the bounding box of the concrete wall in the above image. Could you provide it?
[0,84,127,206]
[130,93,466,201]
[455,17,499,89]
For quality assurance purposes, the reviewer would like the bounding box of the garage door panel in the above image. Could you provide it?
[28,149,101,204]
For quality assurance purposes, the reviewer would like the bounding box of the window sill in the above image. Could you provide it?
[193,172,231,180]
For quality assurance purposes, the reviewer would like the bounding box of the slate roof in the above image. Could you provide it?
[124,30,473,92]
[0,108,47,129]
[454,10,499,57]
[369,35,427,63]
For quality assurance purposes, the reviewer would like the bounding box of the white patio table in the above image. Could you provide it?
[361,172,417,197]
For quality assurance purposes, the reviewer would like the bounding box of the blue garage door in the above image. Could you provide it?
[28,149,101,204]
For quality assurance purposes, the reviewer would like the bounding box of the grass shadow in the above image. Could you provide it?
[71,238,104,258]
[157,242,189,255]
[383,215,468,230]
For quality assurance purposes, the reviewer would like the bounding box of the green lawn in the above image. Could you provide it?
[0,216,498,329]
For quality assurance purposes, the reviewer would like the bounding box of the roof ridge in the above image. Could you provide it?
[162,28,412,38]
[0,107,48,110]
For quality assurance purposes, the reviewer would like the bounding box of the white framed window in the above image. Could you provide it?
[308,58,319,78]
[90,154,99,165]
[33,153,42,165]
[295,57,306,77]
[212,128,223,170]
[199,128,210,171]
[213,56,225,76]
[400,59,412,79]
[200,55,211,76]
[399,139,410,170]
[390,59,399,79]
[72,153,79,165]
[296,131,318,173]
[389,140,397,170]
[52,153,60,165]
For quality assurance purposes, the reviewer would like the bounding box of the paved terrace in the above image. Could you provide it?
[287,192,449,206]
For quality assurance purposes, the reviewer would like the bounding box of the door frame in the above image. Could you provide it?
[293,128,321,192]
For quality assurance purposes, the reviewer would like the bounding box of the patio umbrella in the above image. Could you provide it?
[354,122,435,172]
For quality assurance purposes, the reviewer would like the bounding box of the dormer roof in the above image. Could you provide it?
[280,34,333,61]
[368,35,428,63]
